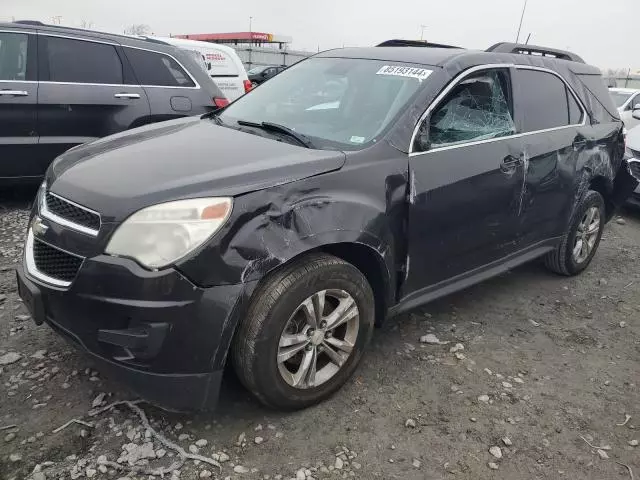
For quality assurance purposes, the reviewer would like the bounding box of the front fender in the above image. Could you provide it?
[177,177,404,292]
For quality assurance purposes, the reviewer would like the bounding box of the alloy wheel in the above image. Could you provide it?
[277,289,359,389]
[573,206,601,264]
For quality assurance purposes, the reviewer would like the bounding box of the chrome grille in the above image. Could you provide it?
[32,238,83,283]
[45,192,101,233]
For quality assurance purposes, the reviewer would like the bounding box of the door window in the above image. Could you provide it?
[43,36,123,84]
[630,94,640,111]
[516,69,577,132]
[125,48,195,87]
[0,32,28,81]
[416,69,515,151]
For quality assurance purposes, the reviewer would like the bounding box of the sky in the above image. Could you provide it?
[3,0,639,71]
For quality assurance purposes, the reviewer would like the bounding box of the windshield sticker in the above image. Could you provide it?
[376,65,432,81]
[350,136,366,144]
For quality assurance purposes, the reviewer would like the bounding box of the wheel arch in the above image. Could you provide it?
[588,175,615,219]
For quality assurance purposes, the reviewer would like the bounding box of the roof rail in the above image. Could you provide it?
[487,42,585,64]
[13,20,45,26]
[377,39,462,49]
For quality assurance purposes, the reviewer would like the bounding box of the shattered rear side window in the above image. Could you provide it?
[426,69,516,149]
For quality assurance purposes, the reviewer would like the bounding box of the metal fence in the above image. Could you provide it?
[229,46,313,69]
[604,76,640,89]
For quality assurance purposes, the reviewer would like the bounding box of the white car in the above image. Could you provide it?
[151,37,251,102]
[610,87,640,129]
[625,124,640,207]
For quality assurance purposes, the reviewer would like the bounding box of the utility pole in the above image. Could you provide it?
[515,0,528,43]
[420,25,427,41]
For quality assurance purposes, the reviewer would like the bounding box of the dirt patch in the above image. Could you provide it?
[1,194,639,480]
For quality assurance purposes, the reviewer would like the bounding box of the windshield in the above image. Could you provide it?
[610,91,633,108]
[220,57,430,149]
[248,66,269,75]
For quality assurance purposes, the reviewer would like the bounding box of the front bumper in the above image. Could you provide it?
[16,252,255,411]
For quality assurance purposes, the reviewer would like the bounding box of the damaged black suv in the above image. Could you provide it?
[17,40,638,411]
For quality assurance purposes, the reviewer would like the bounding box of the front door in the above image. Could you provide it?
[403,67,525,296]
[0,30,39,181]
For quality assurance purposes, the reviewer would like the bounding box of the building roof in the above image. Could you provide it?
[175,32,292,44]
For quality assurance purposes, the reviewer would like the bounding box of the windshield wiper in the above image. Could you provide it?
[236,120,313,148]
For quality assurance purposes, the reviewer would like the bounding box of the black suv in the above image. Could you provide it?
[16,41,638,411]
[0,21,226,184]
[248,65,286,86]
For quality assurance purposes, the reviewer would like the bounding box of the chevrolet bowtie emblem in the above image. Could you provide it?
[32,216,49,236]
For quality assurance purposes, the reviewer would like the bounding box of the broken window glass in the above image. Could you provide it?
[416,69,515,151]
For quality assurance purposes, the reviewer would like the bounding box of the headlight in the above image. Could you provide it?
[35,181,46,210]
[105,197,232,269]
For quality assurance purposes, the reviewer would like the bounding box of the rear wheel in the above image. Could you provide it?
[232,253,374,410]
[544,190,605,275]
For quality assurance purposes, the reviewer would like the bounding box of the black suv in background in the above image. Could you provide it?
[247,65,286,86]
[0,21,226,184]
[17,41,638,411]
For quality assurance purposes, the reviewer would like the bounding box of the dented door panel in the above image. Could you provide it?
[516,127,584,247]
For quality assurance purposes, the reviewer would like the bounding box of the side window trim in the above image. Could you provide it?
[409,63,588,156]
[516,65,587,127]
[31,32,198,89]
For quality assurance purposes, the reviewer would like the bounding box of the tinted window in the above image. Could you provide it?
[0,32,28,81]
[418,69,515,150]
[44,36,123,84]
[631,94,640,110]
[517,69,572,132]
[125,48,195,87]
[567,88,583,124]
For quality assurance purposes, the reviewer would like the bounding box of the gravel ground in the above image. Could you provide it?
[1,191,639,480]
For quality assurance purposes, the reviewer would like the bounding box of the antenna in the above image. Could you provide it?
[515,0,528,43]
[525,33,531,44]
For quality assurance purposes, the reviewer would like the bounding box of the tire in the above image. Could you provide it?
[544,189,605,276]
[232,253,375,410]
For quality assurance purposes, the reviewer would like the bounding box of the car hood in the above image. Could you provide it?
[47,116,346,222]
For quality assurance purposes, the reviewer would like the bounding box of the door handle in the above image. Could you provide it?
[114,93,141,99]
[500,154,522,173]
[572,138,588,150]
[0,90,28,96]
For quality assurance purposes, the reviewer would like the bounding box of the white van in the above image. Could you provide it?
[151,37,251,102]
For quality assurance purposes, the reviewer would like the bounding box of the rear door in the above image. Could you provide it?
[0,30,39,181]
[512,67,588,247]
[37,34,150,165]
[403,67,525,295]
[123,46,209,117]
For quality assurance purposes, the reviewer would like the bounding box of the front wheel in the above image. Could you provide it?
[232,253,374,410]
[544,189,605,275]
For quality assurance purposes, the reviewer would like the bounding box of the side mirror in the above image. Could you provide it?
[633,105,640,120]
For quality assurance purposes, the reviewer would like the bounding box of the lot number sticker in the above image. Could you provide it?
[376,65,432,81]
